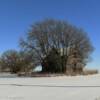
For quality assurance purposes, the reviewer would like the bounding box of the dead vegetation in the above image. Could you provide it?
[83,69,98,75]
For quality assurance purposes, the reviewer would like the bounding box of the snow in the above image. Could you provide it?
[0,74,100,100]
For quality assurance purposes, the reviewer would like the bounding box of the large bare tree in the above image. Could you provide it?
[20,19,94,73]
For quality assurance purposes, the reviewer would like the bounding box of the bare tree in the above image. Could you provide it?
[20,19,94,73]
[0,50,35,73]
[0,50,20,73]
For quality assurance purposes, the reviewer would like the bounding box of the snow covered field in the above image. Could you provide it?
[0,74,100,100]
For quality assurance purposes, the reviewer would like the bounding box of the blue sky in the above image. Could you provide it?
[0,0,100,69]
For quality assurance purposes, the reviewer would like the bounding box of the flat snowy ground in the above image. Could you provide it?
[0,74,100,100]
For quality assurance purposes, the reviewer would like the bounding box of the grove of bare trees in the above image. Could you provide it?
[20,19,94,73]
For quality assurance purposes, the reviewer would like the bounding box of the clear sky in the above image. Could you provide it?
[0,0,100,69]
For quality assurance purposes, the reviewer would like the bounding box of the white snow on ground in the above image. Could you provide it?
[0,74,100,100]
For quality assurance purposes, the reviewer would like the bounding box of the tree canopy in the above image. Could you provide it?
[20,19,94,73]
[0,50,34,73]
